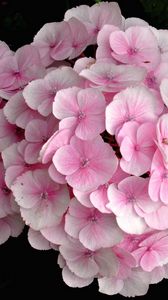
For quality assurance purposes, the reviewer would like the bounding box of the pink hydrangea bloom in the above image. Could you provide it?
[109,26,160,70]
[148,149,168,203]
[132,231,168,272]
[106,86,159,135]
[156,113,168,166]
[90,165,128,214]
[4,91,39,129]
[144,62,168,91]
[23,67,83,117]
[0,161,17,218]
[40,128,72,164]
[24,116,58,164]
[0,45,45,99]
[98,268,151,297]
[64,2,122,44]
[53,135,117,192]
[80,62,146,92]
[96,24,120,62]
[53,87,106,140]
[32,21,72,66]
[65,198,123,250]
[11,169,70,230]
[107,176,158,234]
[60,237,119,279]
[2,140,42,188]
[66,18,89,60]
[119,121,156,176]
[0,213,24,245]
[0,109,24,152]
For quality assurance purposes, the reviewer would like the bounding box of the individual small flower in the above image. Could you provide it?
[90,165,127,214]
[0,109,24,152]
[2,140,41,188]
[32,21,72,66]
[96,24,120,62]
[0,213,24,245]
[98,268,151,297]
[53,87,106,140]
[64,2,122,44]
[23,67,84,117]
[53,135,118,192]
[11,169,70,230]
[24,116,58,164]
[144,62,168,91]
[119,121,156,176]
[3,91,39,129]
[148,149,168,203]
[107,176,158,234]
[106,86,159,135]
[40,128,72,164]
[67,18,89,60]
[156,113,168,165]
[109,26,160,70]
[0,45,45,99]
[0,161,17,218]
[132,231,168,272]
[80,62,146,92]
[65,198,123,251]
[60,237,119,279]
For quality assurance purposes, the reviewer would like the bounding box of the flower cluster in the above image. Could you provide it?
[1,1,168,296]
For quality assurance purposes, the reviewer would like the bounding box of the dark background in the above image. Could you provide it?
[0,0,168,298]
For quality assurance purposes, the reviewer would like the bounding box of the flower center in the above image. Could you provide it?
[40,191,48,200]
[134,144,140,151]
[84,250,94,258]
[128,47,138,55]
[13,71,20,77]
[126,193,135,203]
[78,111,86,120]
[162,138,168,145]
[1,186,11,195]
[162,172,168,180]
[146,74,157,88]
[80,158,89,168]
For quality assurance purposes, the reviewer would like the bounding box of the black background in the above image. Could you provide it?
[0,0,168,298]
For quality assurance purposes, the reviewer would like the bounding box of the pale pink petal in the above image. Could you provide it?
[28,228,51,250]
[98,277,123,295]
[62,266,93,287]
[140,250,160,272]
[53,145,80,175]
[145,206,168,230]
